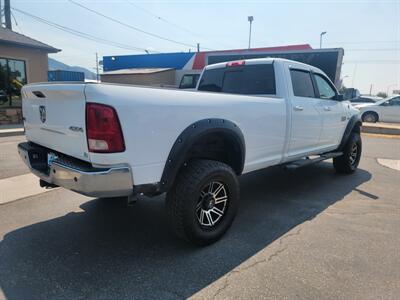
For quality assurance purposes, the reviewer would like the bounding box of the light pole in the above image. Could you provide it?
[95,52,99,82]
[248,16,254,49]
[319,31,327,49]
[340,75,349,89]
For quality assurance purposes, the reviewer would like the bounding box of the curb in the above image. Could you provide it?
[361,125,400,136]
[0,129,25,138]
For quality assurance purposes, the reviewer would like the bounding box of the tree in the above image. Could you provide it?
[376,92,387,98]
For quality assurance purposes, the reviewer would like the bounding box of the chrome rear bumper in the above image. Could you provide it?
[18,142,133,198]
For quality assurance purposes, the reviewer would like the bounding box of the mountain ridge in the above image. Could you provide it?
[48,58,97,80]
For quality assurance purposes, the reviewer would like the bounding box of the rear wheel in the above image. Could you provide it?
[166,159,239,246]
[362,111,378,123]
[333,133,362,174]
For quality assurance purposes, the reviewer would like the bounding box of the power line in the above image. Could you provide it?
[10,10,23,35]
[11,7,151,53]
[125,0,200,37]
[67,0,216,51]
[124,0,232,50]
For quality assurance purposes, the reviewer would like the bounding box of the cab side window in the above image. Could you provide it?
[314,73,336,100]
[198,64,276,95]
[290,69,315,98]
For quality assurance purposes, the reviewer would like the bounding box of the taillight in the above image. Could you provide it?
[226,60,245,67]
[86,103,125,153]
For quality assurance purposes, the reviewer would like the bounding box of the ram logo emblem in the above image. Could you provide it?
[39,105,46,123]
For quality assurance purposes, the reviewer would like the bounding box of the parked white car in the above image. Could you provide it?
[356,96,400,123]
[349,95,382,107]
[18,58,362,245]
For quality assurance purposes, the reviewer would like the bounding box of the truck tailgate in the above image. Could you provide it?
[22,83,89,162]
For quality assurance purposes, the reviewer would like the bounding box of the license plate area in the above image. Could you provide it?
[29,148,48,173]
[19,141,95,174]
[47,152,59,166]
[19,143,49,173]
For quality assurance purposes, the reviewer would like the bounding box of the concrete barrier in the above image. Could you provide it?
[0,124,24,137]
[361,122,400,136]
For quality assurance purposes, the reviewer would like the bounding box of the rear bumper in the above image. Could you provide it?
[18,142,133,198]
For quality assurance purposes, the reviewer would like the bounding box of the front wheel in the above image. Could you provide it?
[362,111,378,123]
[333,133,362,174]
[166,159,239,246]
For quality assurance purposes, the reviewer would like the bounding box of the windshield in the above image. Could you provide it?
[375,97,396,105]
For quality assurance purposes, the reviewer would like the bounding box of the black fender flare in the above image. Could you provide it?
[159,118,245,191]
[338,114,362,151]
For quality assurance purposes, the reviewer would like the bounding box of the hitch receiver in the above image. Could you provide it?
[39,179,58,189]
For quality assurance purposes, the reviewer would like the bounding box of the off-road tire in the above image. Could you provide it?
[333,133,362,174]
[166,159,239,246]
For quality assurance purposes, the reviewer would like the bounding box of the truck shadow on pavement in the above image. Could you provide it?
[0,163,371,300]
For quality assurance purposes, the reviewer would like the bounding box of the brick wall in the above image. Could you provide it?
[0,108,23,125]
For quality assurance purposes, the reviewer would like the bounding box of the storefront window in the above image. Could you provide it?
[0,58,27,107]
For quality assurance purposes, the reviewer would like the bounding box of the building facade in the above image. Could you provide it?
[0,27,59,124]
[103,45,315,86]
[102,44,344,88]
[101,68,175,86]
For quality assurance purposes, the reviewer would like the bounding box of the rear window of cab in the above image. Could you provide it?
[198,64,276,95]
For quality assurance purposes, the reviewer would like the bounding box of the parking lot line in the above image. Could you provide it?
[0,173,53,205]
[377,158,400,171]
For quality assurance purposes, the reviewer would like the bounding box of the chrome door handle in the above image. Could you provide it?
[293,105,304,111]
[324,106,331,111]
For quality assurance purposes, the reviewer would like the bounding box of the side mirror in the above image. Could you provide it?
[336,94,344,101]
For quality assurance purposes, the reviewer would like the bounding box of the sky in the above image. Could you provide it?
[7,0,400,95]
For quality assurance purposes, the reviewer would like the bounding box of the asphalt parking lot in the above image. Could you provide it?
[0,134,399,299]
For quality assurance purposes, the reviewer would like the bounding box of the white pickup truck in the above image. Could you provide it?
[18,58,362,245]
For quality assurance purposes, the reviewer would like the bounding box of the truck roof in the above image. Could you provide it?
[205,57,325,74]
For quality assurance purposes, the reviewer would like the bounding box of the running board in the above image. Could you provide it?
[284,152,343,170]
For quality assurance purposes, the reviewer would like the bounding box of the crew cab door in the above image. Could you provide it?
[287,68,322,157]
[312,72,346,149]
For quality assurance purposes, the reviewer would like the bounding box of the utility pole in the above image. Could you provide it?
[0,0,3,27]
[96,52,99,82]
[248,16,254,49]
[4,0,12,30]
[197,43,200,52]
[386,84,397,95]
[319,31,327,49]
[369,84,373,96]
